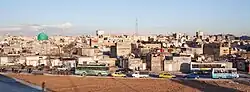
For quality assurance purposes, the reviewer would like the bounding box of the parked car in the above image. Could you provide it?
[115,68,133,74]
[184,73,200,79]
[159,73,176,78]
[132,71,149,78]
[111,72,126,77]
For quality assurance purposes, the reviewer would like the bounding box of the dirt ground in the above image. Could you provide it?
[6,74,250,92]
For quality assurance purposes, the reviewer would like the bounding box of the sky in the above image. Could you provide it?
[0,0,250,36]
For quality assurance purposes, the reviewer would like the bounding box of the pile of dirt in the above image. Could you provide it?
[6,74,250,92]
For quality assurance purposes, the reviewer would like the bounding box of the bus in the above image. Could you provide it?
[75,65,110,76]
[190,62,226,71]
[212,68,239,79]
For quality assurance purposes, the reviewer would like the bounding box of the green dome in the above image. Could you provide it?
[37,32,48,41]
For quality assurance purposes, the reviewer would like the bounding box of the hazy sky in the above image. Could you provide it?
[0,0,250,36]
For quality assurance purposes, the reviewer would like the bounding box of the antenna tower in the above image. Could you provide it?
[135,18,138,36]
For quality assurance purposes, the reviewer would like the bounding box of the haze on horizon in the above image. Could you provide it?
[0,0,250,36]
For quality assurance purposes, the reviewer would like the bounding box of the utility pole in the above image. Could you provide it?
[160,52,164,71]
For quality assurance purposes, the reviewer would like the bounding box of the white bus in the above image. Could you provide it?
[212,68,239,79]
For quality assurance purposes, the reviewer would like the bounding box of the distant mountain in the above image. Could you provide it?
[240,36,250,40]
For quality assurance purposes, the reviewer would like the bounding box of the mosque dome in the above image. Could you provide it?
[37,32,48,41]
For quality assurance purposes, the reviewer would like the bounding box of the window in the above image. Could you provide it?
[76,67,81,70]
[232,70,237,74]
[166,74,171,76]
[214,70,218,73]
[192,64,199,68]
[140,72,149,75]
[193,64,222,68]
[99,67,109,70]
[214,69,234,74]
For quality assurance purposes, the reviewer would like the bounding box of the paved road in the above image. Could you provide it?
[0,74,41,92]
[239,73,250,78]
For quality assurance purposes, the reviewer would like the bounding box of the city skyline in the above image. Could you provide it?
[0,0,250,36]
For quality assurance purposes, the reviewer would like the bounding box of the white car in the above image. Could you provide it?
[132,71,149,78]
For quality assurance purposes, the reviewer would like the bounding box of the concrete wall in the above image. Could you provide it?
[140,48,150,56]
[142,63,146,70]
[0,57,8,65]
[151,56,163,72]
[173,56,191,62]
[116,42,131,56]
[98,58,116,67]
[162,56,191,72]
[164,61,190,73]
[78,57,94,65]
[25,56,47,66]
[128,58,144,70]
[82,48,95,56]
[51,59,63,66]
[164,60,174,71]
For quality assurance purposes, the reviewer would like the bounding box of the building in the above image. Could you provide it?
[164,56,191,73]
[242,52,250,59]
[146,53,165,72]
[60,57,76,68]
[25,56,48,66]
[230,58,250,72]
[173,33,183,40]
[204,43,220,55]
[77,48,96,56]
[110,42,131,58]
[139,48,151,56]
[143,43,161,49]
[196,30,204,39]
[230,47,240,55]
[141,41,162,49]
[77,56,95,65]
[50,58,62,67]
[90,37,99,48]
[98,57,116,67]
[127,58,145,71]
[220,42,230,56]
[191,47,203,55]
[186,41,203,55]
[151,55,162,72]
[96,30,104,37]
[0,56,8,65]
